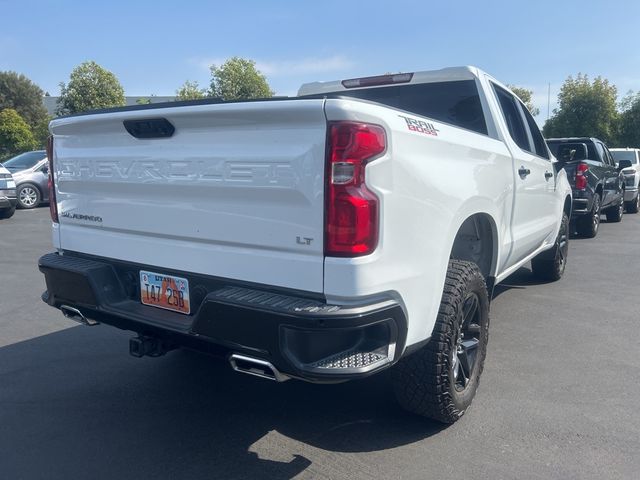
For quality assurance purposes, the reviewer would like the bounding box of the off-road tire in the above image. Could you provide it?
[625,194,639,214]
[606,198,624,223]
[0,206,16,219]
[531,213,569,281]
[392,259,489,424]
[576,194,600,238]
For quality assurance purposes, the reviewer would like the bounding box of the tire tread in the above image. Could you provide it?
[392,259,489,423]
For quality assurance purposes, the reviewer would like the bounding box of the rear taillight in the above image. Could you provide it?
[575,162,589,191]
[325,122,385,257]
[46,135,58,223]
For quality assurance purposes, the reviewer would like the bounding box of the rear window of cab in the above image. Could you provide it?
[323,80,488,135]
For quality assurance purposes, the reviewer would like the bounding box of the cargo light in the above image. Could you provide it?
[341,73,413,89]
[325,122,385,257]
[46,135,58,223]
[575,162,589,191]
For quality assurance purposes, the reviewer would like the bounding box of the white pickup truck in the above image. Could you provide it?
[39,66,572,423]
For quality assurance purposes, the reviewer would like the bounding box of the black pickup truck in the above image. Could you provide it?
[546,137,625,238]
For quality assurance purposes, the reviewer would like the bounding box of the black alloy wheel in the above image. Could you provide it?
[531,212,569,281]
[626,193,640,214]
[606,198,624,223]
[452,292,482,391]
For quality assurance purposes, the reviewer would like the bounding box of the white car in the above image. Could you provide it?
[0,162,17,218]
[610,147,640,213]
[39,66,572,423]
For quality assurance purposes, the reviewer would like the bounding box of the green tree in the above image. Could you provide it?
[56,61,126,115]
[175,80,206,101]
[618,92,640,147]
[208,57,273,101]
[0,71,50,145]
[0,109,36,159]
[136,97,152,105]
[543,74,618,144]
[508,85,540,116]
[31,114,52,147]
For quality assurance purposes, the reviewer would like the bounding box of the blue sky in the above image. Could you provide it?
[2,0,639,123]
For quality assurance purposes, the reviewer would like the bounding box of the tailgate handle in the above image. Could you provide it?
[123,118,175,139]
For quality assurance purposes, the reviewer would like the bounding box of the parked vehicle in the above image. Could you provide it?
[0,163,17,219]
[1,150,50,209]
[610,148,640,213]
[546,138,625,237]
[39,66,572,423]
[2,150,46,173]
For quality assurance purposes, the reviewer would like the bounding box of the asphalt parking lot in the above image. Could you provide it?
[1,207,639,480]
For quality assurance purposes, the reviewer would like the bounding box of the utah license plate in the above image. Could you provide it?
[140,270,190,314]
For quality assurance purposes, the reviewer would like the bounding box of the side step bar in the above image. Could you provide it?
[229,354,290,382]
[60,305,99,326]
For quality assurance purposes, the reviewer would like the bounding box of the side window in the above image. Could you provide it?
[603,147,615,167]
[520,104,549,159]
[492,85,530,152]
[594,142,606,163]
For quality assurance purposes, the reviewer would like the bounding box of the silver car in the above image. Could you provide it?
[1,150,49,209]
[0,162,17,218]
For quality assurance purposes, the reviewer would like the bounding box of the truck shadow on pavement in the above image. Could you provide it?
[492,266,546,300]
[0,325,445,480]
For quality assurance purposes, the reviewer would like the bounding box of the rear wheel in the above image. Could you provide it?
[576,194,600,238]
[392,259,489,424]
[606,198,624,222]
[17,184,41,209]
[531,213,569,281]
[625,193,639,214]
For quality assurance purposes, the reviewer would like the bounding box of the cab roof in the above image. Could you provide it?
[297,66,483,96]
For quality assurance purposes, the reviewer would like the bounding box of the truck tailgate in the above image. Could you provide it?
[50,100,327,293]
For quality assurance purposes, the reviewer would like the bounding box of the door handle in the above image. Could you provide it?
[518,166,531,177]
[545,171,554,179]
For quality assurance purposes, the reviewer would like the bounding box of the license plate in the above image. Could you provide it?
[140,270,190,314]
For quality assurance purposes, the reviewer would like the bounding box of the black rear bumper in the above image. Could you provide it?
[0,196,16,209]
[39,252,407,382]
[570,190,592,217]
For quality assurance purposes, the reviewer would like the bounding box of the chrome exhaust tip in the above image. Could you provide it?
[60,305,99,326]
[229,354,289,382]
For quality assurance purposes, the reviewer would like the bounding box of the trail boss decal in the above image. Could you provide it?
[399,115,439,136]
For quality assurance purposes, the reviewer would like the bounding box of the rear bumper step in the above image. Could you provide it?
[39,252,407,382]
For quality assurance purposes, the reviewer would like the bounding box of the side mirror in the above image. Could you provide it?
[617,159,633,170]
